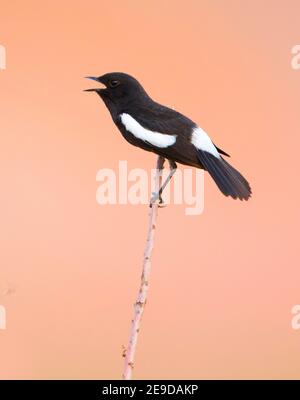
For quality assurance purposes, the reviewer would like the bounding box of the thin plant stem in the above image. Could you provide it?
[122,156,165,380]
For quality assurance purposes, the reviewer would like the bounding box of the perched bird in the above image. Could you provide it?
[85,72,251,201]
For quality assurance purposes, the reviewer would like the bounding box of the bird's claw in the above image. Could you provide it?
[158,200,167,208]
[149,191,166,208]
[149,193,158,207]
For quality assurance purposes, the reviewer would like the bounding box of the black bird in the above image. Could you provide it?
[85,72,251,202]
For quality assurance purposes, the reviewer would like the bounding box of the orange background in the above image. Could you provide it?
[0,0,300,379]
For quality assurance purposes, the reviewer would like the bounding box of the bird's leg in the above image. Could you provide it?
[150,157,165,207]
[158,160,177,205]
[150,160,177,206]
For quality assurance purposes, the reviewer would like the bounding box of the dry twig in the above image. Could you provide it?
[122,156,165,380]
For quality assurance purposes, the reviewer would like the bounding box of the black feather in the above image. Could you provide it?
[214,144,230,157]
[196,150,251,200]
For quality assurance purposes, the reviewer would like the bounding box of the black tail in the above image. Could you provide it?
[196,150,252,200]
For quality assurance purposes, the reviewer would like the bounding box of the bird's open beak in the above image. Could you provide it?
[84,76,105,92]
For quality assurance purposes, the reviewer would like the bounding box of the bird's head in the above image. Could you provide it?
[85,72,148,108]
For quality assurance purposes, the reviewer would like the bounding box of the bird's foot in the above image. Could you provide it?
[150,192,166,208]
[149,191,158,207]
[158,193,167,207]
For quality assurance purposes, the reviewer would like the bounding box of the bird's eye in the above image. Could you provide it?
[109,79,120,88]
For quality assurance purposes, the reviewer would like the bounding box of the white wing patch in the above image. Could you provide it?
[120,113,177,148]
[191,127,221,158]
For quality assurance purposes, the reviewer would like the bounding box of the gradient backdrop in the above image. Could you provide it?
[0,0,300,379]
